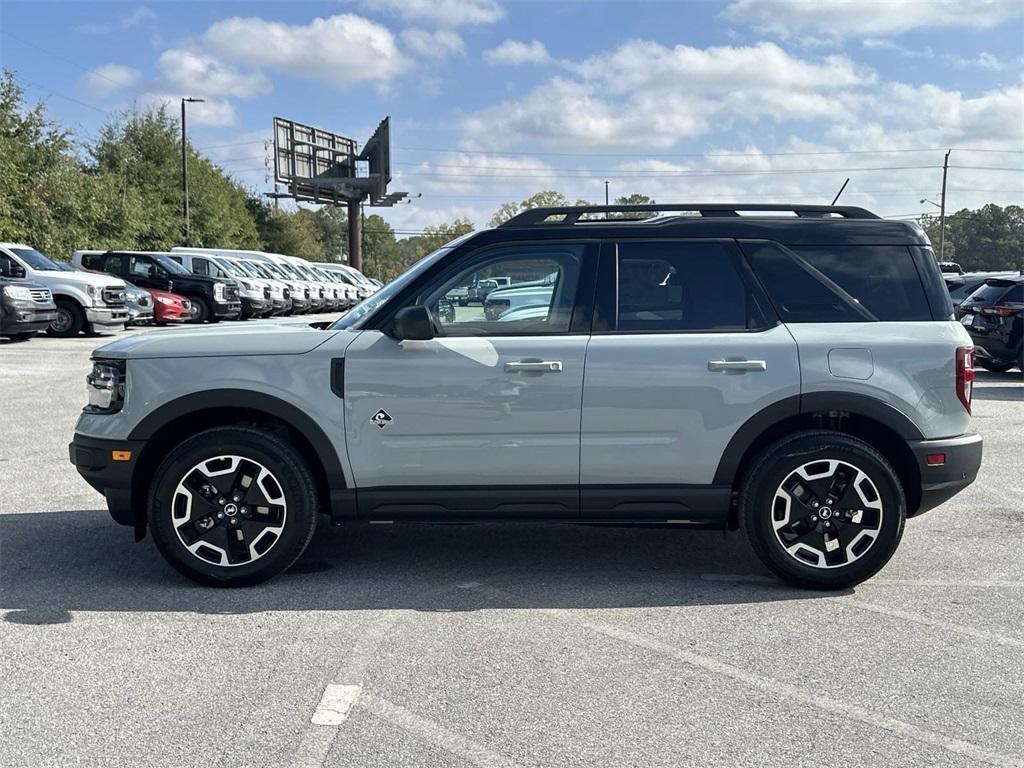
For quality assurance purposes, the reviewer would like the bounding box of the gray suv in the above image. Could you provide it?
[69,204,982,589]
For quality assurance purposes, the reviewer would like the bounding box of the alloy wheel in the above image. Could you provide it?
[772,459,884,569]
[172,454,288,567]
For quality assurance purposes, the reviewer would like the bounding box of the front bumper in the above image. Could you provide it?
[69,433,147,527]
[86,305,129,329]
[241,296,271,317]
[213,300,242,319]
[909,432,983,516]
[2,306,57,334]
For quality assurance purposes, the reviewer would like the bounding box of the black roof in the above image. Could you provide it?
[491,204,929,246]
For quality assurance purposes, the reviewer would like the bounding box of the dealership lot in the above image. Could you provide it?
[1,324,1022,768]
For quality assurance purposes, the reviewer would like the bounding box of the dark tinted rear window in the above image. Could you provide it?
[791,246,932,321]
[741,242,864,323]
[968,282,1015,304]
[1005,284,1024,303]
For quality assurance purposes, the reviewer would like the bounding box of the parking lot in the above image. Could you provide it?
[1,321,1022,768]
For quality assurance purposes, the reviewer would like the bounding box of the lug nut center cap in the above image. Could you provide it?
[819,507,833,519]
[224,503,239,517]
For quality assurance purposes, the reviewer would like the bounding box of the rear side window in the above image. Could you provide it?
[80,253,104,270]
[1005,285,1024,303]
[741,242,864,323]
[613,242,766,332]
[792,246,932,321]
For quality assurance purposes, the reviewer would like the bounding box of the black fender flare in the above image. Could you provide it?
[713,392,924,486]
[128,389,348,490]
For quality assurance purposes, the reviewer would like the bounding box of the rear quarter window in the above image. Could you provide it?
[791,245,932,321]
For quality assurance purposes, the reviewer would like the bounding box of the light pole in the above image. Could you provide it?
[920,198,946,260]
[604,180,610,205]
[180,97,205,244]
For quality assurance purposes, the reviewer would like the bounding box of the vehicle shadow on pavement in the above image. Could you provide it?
[0,510,828,622]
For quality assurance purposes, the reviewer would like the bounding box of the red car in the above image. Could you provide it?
[148,287,194,324]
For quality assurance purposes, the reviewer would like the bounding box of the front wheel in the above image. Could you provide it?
[148,426,318,586]
[740,431,905,590]
[48,299,85,337]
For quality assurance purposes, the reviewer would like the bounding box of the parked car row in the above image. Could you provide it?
[0,241,379,341]
[955,274,1023,372]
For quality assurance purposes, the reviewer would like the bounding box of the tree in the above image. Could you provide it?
[488,191,591,227]
[361,214,402,281]
[919,205,1023,271]
[610,193,656,219]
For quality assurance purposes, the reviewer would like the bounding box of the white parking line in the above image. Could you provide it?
[461,582,1024,768]
[700,573,1024,588]
[841,599,1024,648]
[310,684,362,726]
[359,692,523,768]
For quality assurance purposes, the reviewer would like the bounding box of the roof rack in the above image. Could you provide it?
[499,203,879,228]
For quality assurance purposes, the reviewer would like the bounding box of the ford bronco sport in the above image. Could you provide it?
[69,204,982,589]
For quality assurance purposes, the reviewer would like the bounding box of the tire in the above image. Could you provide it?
[148,426,318,587]
[977,359,1014,373]
[48,299,85,337]
[740,431,906,590]
[190,296,211,323]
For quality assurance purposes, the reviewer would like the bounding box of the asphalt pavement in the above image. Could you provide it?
[1,319,1022,768]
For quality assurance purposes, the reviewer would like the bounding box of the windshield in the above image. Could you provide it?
[151,254,191,275]
[245,261,272,279]
[331,244,457,330]
[214,258,246,278]
[10,247,64,271]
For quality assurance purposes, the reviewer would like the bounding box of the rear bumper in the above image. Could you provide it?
[909,432,983,516]
[69,433,147,527]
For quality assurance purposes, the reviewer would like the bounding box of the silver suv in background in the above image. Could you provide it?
[1,243,128,337]
[70,204,981,590]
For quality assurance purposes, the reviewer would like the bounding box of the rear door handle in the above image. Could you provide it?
[707,359,767,373]
[505,361,563,373]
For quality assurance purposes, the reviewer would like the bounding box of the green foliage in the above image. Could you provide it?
[488,191,591,227]
[610,193,656,219]
[919,205,1024,271]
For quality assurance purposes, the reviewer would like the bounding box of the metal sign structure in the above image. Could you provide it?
[271,116,405,207]
[269,116,408,271]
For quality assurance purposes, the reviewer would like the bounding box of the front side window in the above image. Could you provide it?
[80,253,104,271]
[419,244,585,336]
[614,242,760,332]
[10,247,62,271]
[129,256,164,279]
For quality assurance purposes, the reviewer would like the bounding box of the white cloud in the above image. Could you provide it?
[401,28,466,60]
[139,93,238,127]
[158,49,272,99]
[463,42,867,149]
[80,64,142,97]
[204,14,409,89]
[120,6,158,29]
[369,0,504,27]
[723,0,1021,38]
[483,40,552,66]
[403,152,557,195]
[945,52,1005,71]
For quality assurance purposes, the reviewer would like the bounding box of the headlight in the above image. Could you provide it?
[85,359,125,414]
[214,282,226,300]
[156,295,175,306]
[2,285,33,300]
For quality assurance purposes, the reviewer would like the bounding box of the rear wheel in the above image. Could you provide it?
[48,299,84,337]
[148,427,318,586]
[740,431,905,590]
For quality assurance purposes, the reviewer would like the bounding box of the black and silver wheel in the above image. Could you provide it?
[741,431,905,590]
[149,427,318,586]
[48,299,84,337]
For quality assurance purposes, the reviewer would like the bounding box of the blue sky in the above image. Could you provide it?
[1,0,1021,234]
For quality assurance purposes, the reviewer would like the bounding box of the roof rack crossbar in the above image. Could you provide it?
[499,203,879,227]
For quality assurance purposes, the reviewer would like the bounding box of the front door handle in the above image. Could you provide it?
[707,359,767,373]
[505,361,563,373]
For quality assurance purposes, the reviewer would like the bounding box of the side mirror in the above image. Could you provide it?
[3,262,25,278]
[437,298,454,324]
[392,305,435,341]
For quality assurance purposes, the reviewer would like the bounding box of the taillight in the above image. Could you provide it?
[956,346,974,414]
[980,305,1020,317]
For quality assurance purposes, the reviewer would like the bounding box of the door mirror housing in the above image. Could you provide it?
[2,260,25,278]
[392,305,435,341]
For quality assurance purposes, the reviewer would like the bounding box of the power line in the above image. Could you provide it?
[196,139,271,151]
[394,145,1024,159]
[393,164,945,180]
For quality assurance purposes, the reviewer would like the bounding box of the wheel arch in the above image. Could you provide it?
[716,393,923,528]
[127,389,348,538]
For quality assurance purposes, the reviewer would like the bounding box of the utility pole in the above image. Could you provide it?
[939,149,951,260]
[604,180,610,205]
[180,97,205,244]
[347,199,362,271]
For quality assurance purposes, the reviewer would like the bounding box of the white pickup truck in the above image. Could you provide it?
[0,243,128,336]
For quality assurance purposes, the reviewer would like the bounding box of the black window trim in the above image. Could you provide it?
[737,239,879,323]
[591,237,780,336]
[367,238,602,338]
